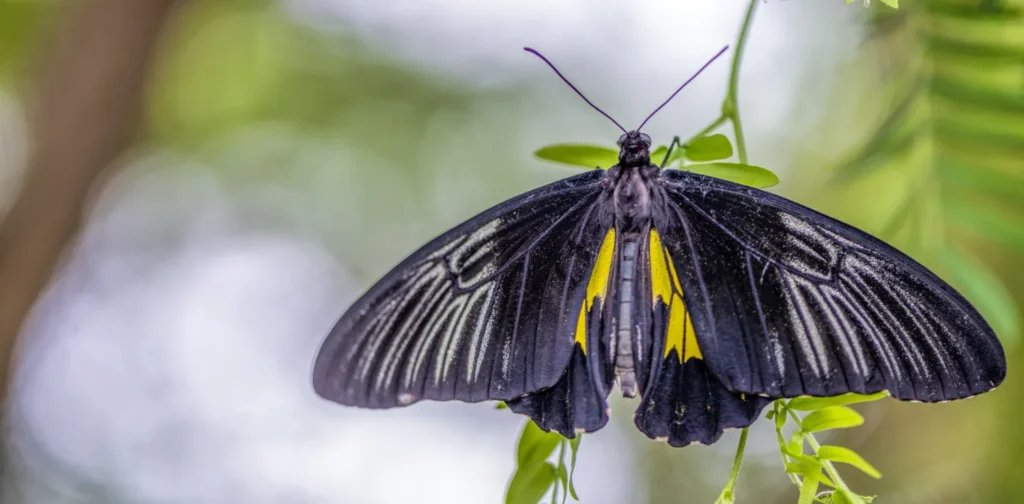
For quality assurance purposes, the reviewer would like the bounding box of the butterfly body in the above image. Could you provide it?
[313,130,1005,447]
[604,132,658,398]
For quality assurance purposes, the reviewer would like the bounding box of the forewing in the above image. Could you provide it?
[313,169,613,408]
[653,169,1006,402]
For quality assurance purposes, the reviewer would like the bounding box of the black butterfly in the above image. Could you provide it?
[312,48,1006,447]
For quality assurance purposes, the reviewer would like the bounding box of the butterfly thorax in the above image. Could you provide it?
[611,164,659,231]
[610,130,659,231]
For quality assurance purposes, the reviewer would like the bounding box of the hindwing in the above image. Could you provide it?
[634,228,769,446]
[505,226,618,437]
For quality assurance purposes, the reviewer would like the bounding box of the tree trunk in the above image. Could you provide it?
[0,0,186,493]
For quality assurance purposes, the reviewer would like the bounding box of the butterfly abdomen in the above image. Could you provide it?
[607,160,663,400]
[614,239,639,397]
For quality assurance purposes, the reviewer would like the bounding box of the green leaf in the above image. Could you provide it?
[942,245,1021,345]
[496,401,508,410]
[784,462,806,475]
[786,431,804,458]
[650,145,686,167]
[534,144,618,169]
[684,162,780,188]
[567,435,582,500]
[685,134,734,161]
[831,488,868,504]
[787,392,888,412]
[787,453,834,488]
[506,461,558,504]
[785,456,822,479]
[651,146,667,164]
[798,475,820,504]
[819,491,863,504]
[774,403,789,430]
[516,421,563,469]
[799,406,864,433]
[817,445,882,479]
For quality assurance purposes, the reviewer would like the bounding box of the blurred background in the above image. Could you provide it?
[0,0,1020,503]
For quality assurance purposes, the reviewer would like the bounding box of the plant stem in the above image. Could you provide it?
[683,114,728,147]
[686,0,758,165]
[773,403,802,486]
[787,409,850,491]
[556,440,567,504]
[727,0,758,165]
[724,428,749,491]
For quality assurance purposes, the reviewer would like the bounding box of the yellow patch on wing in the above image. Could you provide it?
[573,300,588,349]
[649,229,702,362]
[649,229,674,305]
[587,228,617,302]
[574,227,616,353]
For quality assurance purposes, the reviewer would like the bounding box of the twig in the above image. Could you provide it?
[684,0,759,165]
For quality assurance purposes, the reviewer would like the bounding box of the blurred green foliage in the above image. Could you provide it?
[783,0,1024,502]
[0,2,53,84]
[843,9,1023,340]
[146,0,480,154]
[821,0,1023,344]
[0,0,1021,503]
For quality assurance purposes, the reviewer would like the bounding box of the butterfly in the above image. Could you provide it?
[312,46,1006,447]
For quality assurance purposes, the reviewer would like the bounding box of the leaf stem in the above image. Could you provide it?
[684,115,728,146]
[686,0,758,164]
[716,427,750,503]
[727,0,758,165]
[787,409,849,491]
[773,403,802,486]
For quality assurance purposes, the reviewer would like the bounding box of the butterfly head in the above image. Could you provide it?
[617,130,652,168]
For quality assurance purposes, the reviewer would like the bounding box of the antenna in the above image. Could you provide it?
[524,47,627,134]
[636,45,730,132]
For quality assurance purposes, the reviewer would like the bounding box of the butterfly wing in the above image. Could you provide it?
[652,169,1006,402]
[313,169,615,412]
[505,224,619,438]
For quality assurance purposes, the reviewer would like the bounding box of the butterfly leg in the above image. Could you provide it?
[659,136,682,168]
